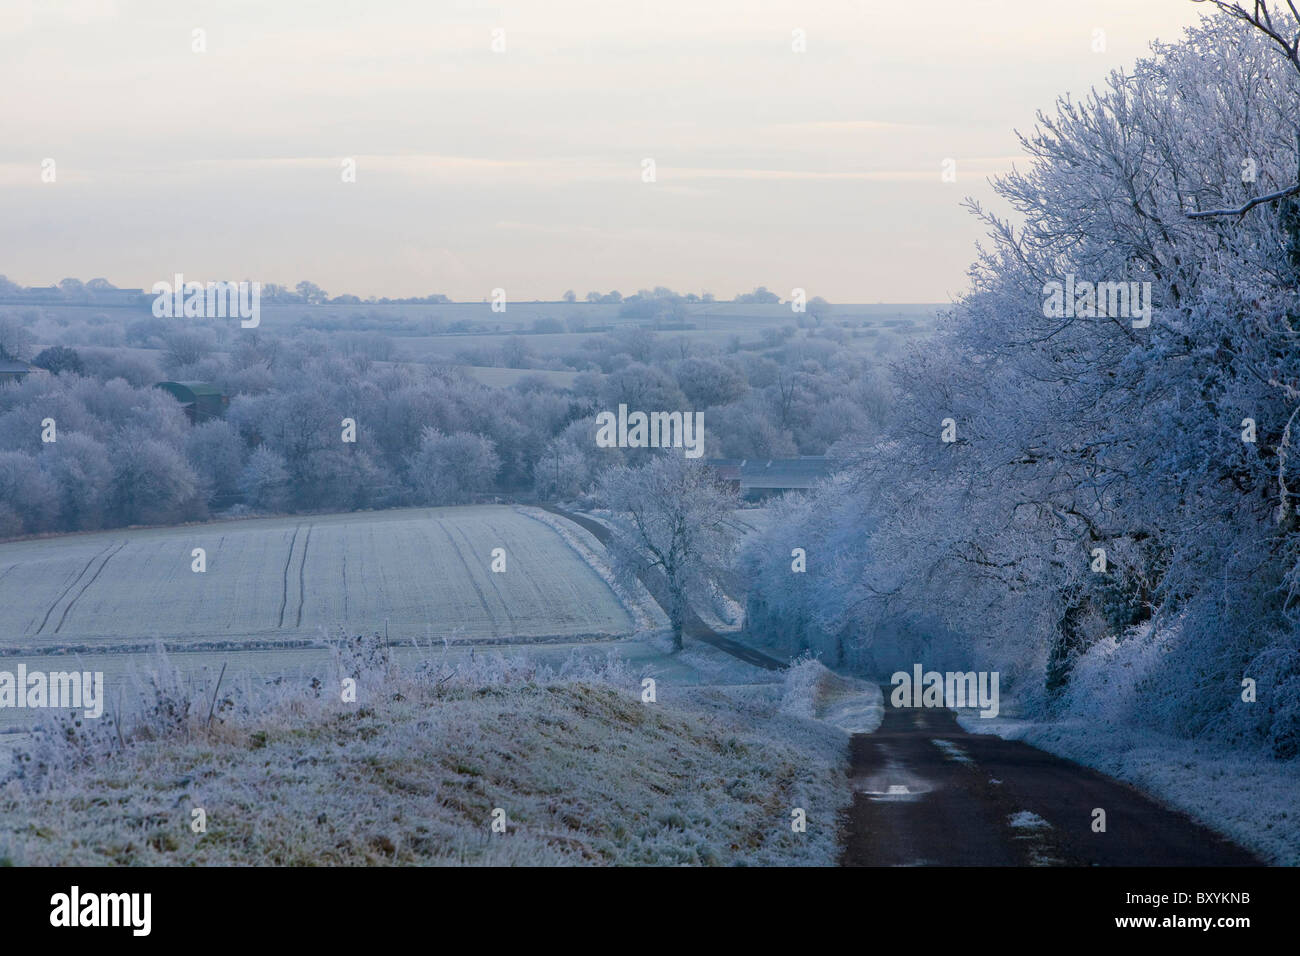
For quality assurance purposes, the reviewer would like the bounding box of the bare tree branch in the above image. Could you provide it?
[1187,3,1300,219]
[1193,0,1300,75]
[1187,180,1300,218]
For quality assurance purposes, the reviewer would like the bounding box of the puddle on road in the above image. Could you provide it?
[1007,810,1063,866]
[1008,810,1052,830]
[931,738,974,764]
[853,743,934,801]
[855,781,929,802]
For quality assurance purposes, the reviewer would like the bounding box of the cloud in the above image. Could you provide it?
[51,0,118,24]
[767,120,929,133]
[662,159,1021,182]
[0,162,91,186]
[0,0,118,32]
[147,153,1022,186]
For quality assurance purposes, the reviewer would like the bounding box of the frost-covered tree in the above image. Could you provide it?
[240,445,291,512]
[672,357,749,409]
[31,346,83,376]
[300,446,390,511]
[746,11,1300,755]
[0,451,59,534]
[535,417,625,500]
[600,454,739,651]
[107,431,200,526]
[295,281,328,304]
[161,328,215,372]
[41,432,113,531]
[407,428,500,505]
[598,362,688,413]
[185,419,245,502]
[0,315,33,361]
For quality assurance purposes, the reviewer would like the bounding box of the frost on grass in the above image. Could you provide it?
[0,641,847,866]
[691,582,745,634]
[516,505,667,636]
[781,656,884,735]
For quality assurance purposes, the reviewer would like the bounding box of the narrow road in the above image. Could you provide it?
[542,505,1257,865]
[842,692,1261,866]
[538,504,785,671]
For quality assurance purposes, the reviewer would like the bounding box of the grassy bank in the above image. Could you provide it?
[0,648,847,866]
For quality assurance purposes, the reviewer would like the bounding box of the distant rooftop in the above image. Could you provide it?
[706,457,839,490]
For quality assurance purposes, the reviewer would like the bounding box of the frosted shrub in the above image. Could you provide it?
[6,710,124,791]
[554,649,633,686]
[5,647,225,791]
[132,651,195,739]
[1243,641,1300,759]
[331,630,392,685]
[1055,622,1173,727]
[414,651,541,692]
[779,653,827,720]
[413,648,631,696]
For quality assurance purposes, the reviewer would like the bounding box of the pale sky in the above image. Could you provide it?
[0,0,1211,302]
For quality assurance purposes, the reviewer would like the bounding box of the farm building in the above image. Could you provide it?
[87,287,147,307]
[155,381,229,422]
[706,457,839,497]
[15,286,62,302]
[0,358,39,385]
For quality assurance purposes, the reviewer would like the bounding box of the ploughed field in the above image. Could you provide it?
[0,506,633,654]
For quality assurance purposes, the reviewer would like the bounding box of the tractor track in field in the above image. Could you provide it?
[435,519,501,639]
[277,524,301,629]
[295,525,313,628]
[34,542,115,636]
[464,520,518,636]
[54,540,127,634]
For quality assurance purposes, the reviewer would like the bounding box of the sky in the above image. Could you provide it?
[0,0,1213,303]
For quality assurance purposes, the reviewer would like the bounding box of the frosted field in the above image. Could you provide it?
[0,504,794,732]
[458,366,580,389]
[0,506,633,654]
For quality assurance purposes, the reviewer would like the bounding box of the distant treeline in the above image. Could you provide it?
[0,310,888,537]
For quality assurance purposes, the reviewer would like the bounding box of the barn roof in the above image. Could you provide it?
[155,381,224,402]
[706,457,838,489]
